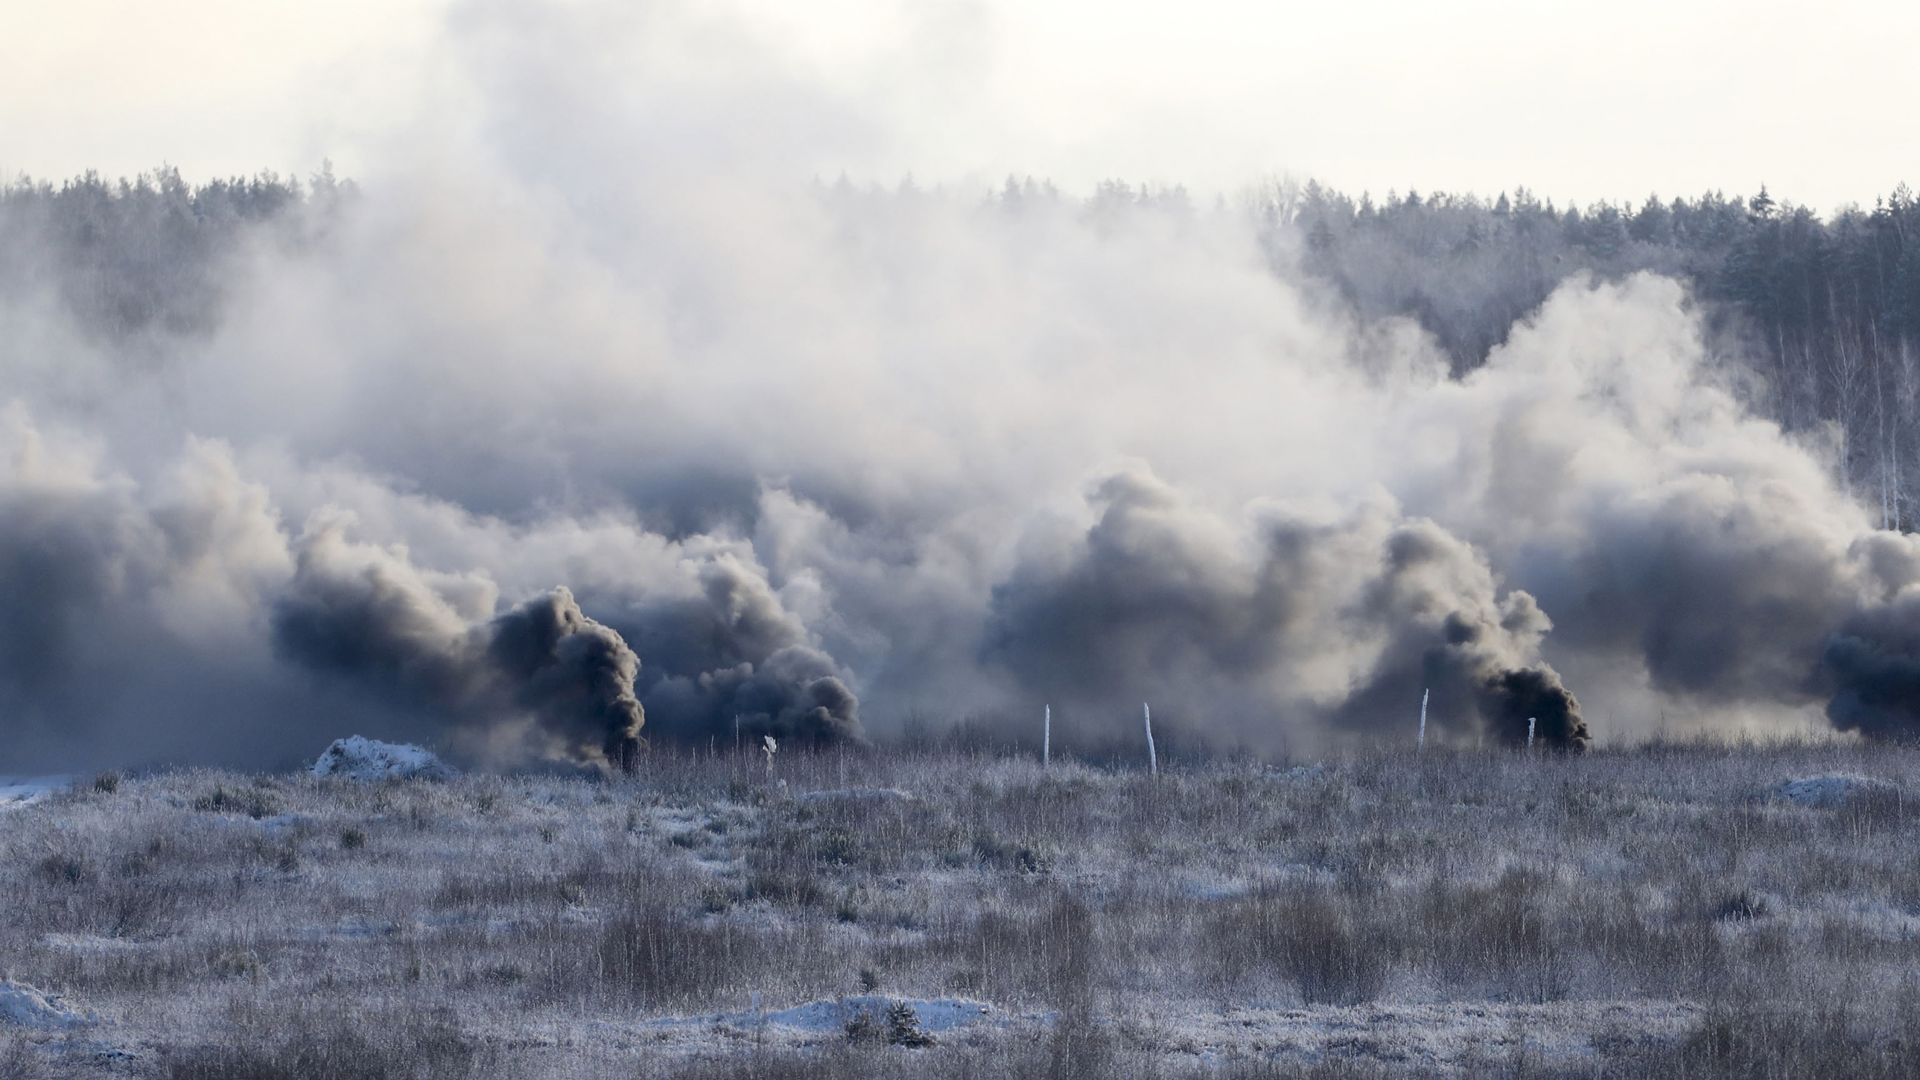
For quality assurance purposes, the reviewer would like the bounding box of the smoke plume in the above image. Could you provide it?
[269,525,644,770]
[985,468,1584,748]
[5,0,1920,769]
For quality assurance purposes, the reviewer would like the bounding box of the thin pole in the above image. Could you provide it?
[1043,705,1051,767]
[1418,689,1429,751]
[1143,702,1158,776]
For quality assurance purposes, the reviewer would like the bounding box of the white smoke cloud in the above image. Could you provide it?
[4,0,1917,768]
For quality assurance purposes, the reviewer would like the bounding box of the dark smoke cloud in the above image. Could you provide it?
[486,588,645,769]
[1383,275,1920,741]
[0,412,306,769]
[1328,524,1587,749]
[644,647,861,747]
[1817,548,1920,740]
[0,393,867,771]
[985,468,1585,747]
[11,2,1920,767]
[595,553,863,746]
[271,524,645,770]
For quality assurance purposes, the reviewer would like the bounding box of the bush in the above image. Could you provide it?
[193,786,279,819]
[1711,888,1770,922]
[1415,868,1568,1000]
[844,1007,881,1045]
[1667,1001,1920,1080]
[593,900,748,1006]
[943,892,1097,1008]
[885,1001,936,1047]
[1205,885,1391,1006]
[160,1010,488,1080]
[1275,890,1391,1006]
[36,851,94,887]
[0,1036,48,1080]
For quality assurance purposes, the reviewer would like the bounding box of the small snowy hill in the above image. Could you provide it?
[311,736,456,781]
[0,979,92,1030]
[1772,774,1903,808]
[0,776,70,812]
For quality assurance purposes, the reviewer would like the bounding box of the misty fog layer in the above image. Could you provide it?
[2,3,1917,769]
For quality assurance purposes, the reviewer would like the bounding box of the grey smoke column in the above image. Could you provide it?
[487,587,645,771]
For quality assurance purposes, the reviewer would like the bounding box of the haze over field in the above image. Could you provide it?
[7,0,1917,209]
[3,0,1920,772]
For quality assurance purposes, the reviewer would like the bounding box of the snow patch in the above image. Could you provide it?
[0,979,93,1030]
[311,736,455,781]
[1772,774,1902,809]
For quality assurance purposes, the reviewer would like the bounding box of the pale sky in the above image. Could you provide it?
[3,0,1916,212]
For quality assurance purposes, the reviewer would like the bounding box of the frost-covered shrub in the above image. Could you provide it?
[1204,884,1392,1006]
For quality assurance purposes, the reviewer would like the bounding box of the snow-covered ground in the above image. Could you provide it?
[5,747,1920,1075]
[0,775,71,811]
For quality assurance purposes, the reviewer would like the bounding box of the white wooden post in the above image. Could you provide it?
[1418,688,1429,751]
[1527,717,1536,751]
[1143,702,1158,776]
[1043,705,1051,767]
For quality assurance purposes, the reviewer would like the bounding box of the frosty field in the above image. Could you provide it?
[6,744,1920,1079]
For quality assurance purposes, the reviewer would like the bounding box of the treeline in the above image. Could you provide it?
[0,165,352,338]
[1253,180,1920,526]
[7,167,1920,523]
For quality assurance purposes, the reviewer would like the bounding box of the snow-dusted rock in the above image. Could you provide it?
[0,979,93,1030]
[1772,774,1902,809]
[311,736,455,781]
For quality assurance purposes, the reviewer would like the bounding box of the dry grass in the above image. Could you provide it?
[4,742,1920,1076]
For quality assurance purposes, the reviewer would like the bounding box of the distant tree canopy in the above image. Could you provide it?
[1259,181,1920,382]
[0,164,352,338]
[6,167,1918,523]
[1243,180,1920,527]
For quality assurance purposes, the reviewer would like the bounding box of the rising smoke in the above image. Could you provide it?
[271,524,645,770]
[2,0,1919,770]
[985,470,1587,747]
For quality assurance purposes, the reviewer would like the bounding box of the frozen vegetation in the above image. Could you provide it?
[6,743,1920,1078]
